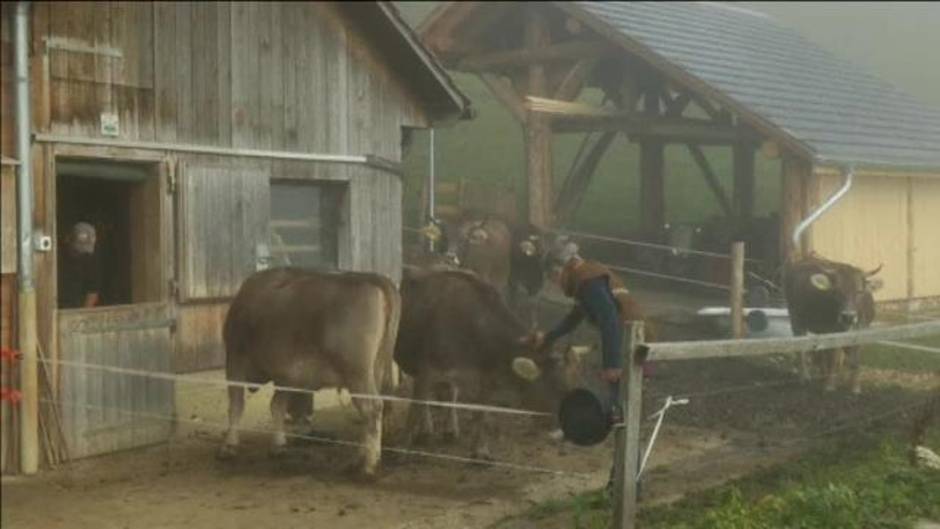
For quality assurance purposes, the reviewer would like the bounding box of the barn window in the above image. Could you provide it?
[269,181,344,270]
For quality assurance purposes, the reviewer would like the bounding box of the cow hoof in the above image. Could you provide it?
[344,462,380,483]
[217,444,238,461]
[442,431,459,445]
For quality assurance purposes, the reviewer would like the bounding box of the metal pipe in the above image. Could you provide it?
[792,166,854,249]
[14,0,39,475]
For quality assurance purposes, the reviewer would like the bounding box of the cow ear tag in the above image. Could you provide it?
[512,357,541,381]
[810,273,832,291]
[420,223,442,242]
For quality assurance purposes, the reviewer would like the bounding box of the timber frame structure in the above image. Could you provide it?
[419,2,940,305]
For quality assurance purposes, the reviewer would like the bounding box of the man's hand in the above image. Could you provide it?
[600,368,622,383]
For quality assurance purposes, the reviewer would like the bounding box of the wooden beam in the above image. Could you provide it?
[553,115,755,145]
[733,142,756,224]
[455,40,610,73]
[687,145,735,218]
[524,5,553,228]
[478,73,526,123]
[553,57,599,101]
[554,131,618,224]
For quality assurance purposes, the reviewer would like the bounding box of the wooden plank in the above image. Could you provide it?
[686,145,734,218]
[152,1,177,143]
[231,2,260,149]
[190,1,217,145]
[640,86,665,239]
[647,321,940,362]
[215,1,232,147]
[175,2,193,143]
[0,166,15,273]
[907,177,914,303]
[456,40,610,73]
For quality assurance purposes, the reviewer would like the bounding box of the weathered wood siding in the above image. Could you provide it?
[30,2,426,159]
[1,164,15,274]
[910,178,940,299]
[58,303,174,459]
[812,173,940,302]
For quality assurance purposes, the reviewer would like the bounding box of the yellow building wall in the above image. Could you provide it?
[911,178,940,299]
[811,174,910,301]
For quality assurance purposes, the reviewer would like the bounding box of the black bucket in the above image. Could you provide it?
[558,387,612,446]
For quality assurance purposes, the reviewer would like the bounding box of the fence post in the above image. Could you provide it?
[612,321,645,529]
[730,241,746,338]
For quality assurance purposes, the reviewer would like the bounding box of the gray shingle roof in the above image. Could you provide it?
[573,1,940,171]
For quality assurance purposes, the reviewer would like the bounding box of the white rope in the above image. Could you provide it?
[602,262,732,291]
[638,396,689,480]
[877,340,940,355]
[43,357,551,417]
[42,397,591,478]
[552,228,764,263]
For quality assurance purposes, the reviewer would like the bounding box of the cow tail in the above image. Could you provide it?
[377,279,402,395]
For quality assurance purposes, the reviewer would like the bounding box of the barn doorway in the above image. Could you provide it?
[56,159,164,309]
[54,156,174,460]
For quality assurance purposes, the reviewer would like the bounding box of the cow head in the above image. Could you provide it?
[800,260,883,329]
[663,222,704,258]
[510,341,594,412]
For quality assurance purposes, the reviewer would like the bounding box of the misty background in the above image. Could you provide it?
[395,2,940,235]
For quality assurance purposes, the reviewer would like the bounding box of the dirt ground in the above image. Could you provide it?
[3,296,937,529]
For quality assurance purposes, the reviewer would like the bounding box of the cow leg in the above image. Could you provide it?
[823,348,843,392]
[470,379,494,462]
[845,345,862,394]
[407,372,434,446]
[442,383,460,444]
[218,384,245,460]
[349,379,384,477]
[286,391,314,428]
[269,389,290,457]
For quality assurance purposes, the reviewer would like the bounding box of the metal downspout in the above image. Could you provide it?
[14,1,39,475]
[792,166,855,251]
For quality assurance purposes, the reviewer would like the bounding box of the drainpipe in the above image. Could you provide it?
[792,166,854,252]
[14,1,39,475]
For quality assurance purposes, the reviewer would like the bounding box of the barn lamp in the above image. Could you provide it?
[792,166,855,249]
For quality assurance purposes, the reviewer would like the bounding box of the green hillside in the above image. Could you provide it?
[395,2,940,234]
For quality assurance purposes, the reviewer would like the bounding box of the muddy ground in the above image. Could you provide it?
[3,297,937,529]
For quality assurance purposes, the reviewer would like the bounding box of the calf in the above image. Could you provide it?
[218,268,400,477]
[783,255,882,393]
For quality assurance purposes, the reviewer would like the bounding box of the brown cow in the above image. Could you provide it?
[217,267,400,477]
[394,268,570,459]
[783,254,882,393]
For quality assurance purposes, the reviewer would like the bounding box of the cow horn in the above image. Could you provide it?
[865,263,883,277]
[512,357,541,381]
[810,272,832,291]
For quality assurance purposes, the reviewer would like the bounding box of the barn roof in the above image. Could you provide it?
[565,2,940,172]
[422,2,940,171]
[343,2,472,124]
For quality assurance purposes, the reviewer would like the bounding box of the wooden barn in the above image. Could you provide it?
[418,2,940,305]
[0,1,469,473]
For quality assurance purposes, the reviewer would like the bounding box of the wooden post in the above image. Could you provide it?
[731,241,745,338]
[524,6,553,227]
[612,321,644,529]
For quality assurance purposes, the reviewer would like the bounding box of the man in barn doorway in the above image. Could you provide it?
[58,222,102,309]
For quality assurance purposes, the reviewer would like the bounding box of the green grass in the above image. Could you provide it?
[508,430,940,529]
